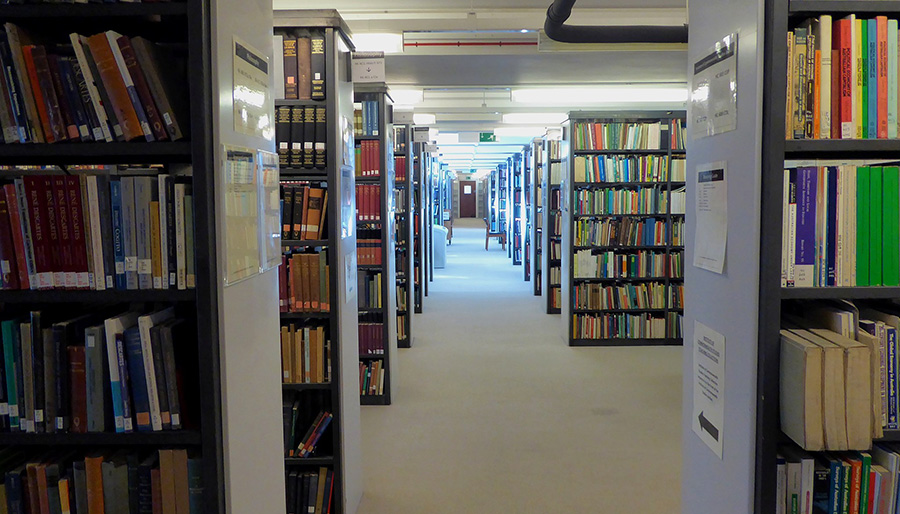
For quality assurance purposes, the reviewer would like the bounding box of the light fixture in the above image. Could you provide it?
[511,86,689,105]
[389,89,423,106]
[494,126,548,138]
[353,33,403,54]
[501,113,567,125]
[436,133,459,145]
[413,113,436,125]
[520,29,529,33]
[438,145,476,154]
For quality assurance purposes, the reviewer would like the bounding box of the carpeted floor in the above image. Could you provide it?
[357,218,682,514]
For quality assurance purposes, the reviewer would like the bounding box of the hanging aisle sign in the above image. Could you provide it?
[351,52,386,83]
[691,33,738,139]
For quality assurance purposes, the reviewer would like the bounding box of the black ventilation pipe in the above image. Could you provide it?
[544,0,688,44]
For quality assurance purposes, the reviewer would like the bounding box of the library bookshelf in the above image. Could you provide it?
[542,137,563,314]
[393,124,414,348]
[353,85,397,406]
[561,111,686,347]
[531,138,544,295]
[275,11,361,513]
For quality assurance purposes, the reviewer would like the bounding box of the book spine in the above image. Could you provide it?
[0,36,30,143]
[86,33,142,140]
[124,328,151,431]
[840,19,854,138]
[868,19,878,139]
[46,54,80,141]
[185,193,194,289]
[282,38,298,100]
[888,328,898,429]
[117,36,167,141]
[115,333,133,433]
[96,175,116,289]
[13,181,35,289]
[149,201,162,289]
[69,34,113,142]
[877,16,889,139]
[888,20,898,139]
[310,35,325,100]
[106,32,153,141]
[65,177,90,290]
[135,178,153,290]
[4,184,29,289]
[130,38,182,141]
[174,183,186,290]
[0,43,19,143]
[164,177,176,288]
[65,57,101,141]
[157,176,169,289]
[21,45,56,142]
[51,177,75,289]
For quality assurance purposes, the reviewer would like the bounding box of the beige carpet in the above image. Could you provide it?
[357,218,682,514]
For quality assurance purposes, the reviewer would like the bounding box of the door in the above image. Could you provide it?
[459,181,477,218]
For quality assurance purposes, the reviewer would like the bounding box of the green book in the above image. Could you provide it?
[883,166,900,286]
[858,166,871,286]
[0,320,18,429]
[870,167,884,286]
[861,21,869,139]
[859,452,872,514]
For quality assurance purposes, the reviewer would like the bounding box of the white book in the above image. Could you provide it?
[820,15,832,139]
[853,16,862,139]
[138,307,175,432]
[871,445,900,511]
[157,175,169,290]
[174,183,186,290]
[104,31,153,139]
[85,176,106,291]
[836,166,846,286]
[104,311,139,433]
[70,34,112,142]
[787,169,797,286]
[800,454,815,514]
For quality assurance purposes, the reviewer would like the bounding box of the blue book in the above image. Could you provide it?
[0,33,29,143]
[109,179,127,290]
[826,166,838,286]
[795,167,818,287]
[5,467,25,514]
[888,326,898,429]
[188,458,203,513]
[56,56,90,141]
[115,333,134,433]
[869,19,879,140]
[123,326,152,432]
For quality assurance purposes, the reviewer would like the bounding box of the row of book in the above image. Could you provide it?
[787,15,900,141]
[782,165,900,288]
[356,239,383,266]
[573,250,685,280]
[775,444,900,514]
[549,287,561,310]
[396,285,407,311]
[279,33,325,101]
[548,161,562,186]
[355,184,382,222]
[358,272,382,310]
[0,173,195,291]
[285,468,334,514]
[354,140,381,178]
[573,155,686,184]
[0,308,194,434]
[353,101,379,137]
[393,126,408,155]
[549,242,561,261]
[394,156,407,182]
[281,184,327,241]
[278,251,330,314]
[397,314,407,342]
[359,360,384,396]
[0,449,201,514]
[573,312,670,340]
[574,217,678,248]
[394,189,407,213]
[574,187,670,216]
[279,324,330,385]
[275,106,326,169]
[281,391,332,457]
[671,284,684,309]
[0,25,185,144]
[574,282,669,311]
[358,323,384,356]
[781,301,900,454]
[572,121,686,151]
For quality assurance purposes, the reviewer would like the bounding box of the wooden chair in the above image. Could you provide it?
[484,218,506,250]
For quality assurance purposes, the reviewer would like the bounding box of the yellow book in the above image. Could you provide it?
[855,17,864,138]
[149,200,162,289]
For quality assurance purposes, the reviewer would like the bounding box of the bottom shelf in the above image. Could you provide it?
[547,307,561,315]
[398,337,411,349]
[570,338,683,347]
[360,395,390,406]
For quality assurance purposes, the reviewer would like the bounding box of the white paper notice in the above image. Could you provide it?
[693,162,727,274]
[691,34,738,139]
[692,320,725,459]
[233,38,273,140]
[223,146,260,285]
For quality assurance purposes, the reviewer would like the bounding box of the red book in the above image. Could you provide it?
[21,46,56,143]
[39,177,64,289]
[65,176,90,289]
[22,177,51,289]
[376,185,382,221]
[832,47,841,139]
[374,141,381,177]
[363,140,370,177]
[877,16,889,139]
[837,18,854,138]
[3,184,29,289]
[68,345,87,433]
[0,188,19,289]
[51,177,75,289]
[116,35,168,141]
[868,469,877,514]
[279,255,287,313]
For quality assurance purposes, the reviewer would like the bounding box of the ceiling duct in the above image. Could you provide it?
[544,0,688,44]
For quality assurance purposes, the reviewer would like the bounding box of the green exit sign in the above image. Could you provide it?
[479,132,496,142]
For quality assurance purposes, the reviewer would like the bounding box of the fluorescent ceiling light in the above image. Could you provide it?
[414,113,436,125]
[501,113,567,125]
[512,86,688,105]
[494,126,548,138]
[353,33,403,54]
[439,145,476,154]
[436,133,459,145]
[390,89,423,105]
